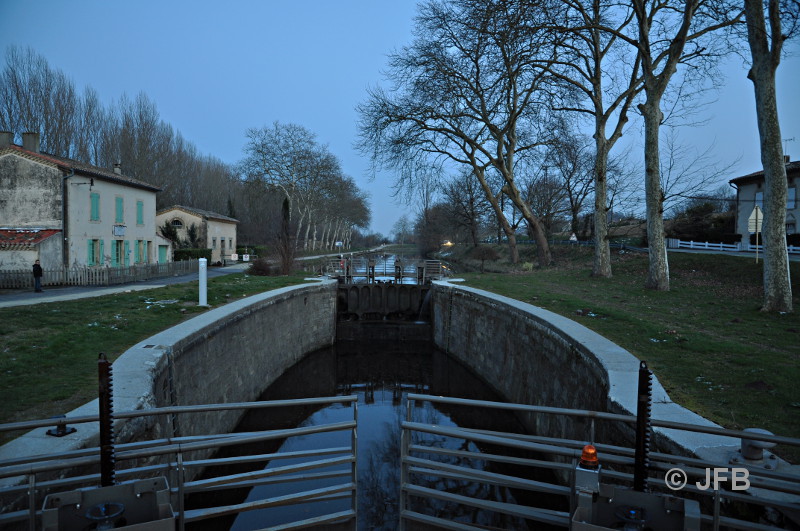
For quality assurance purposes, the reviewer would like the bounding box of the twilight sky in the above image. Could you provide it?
[1,1,798,236]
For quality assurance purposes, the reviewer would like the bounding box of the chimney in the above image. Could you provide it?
[113,163,122,175]
[0,131,12,148]
[22,132,40,153]
[785,155,791,164]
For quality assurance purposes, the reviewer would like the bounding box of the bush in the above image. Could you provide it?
[174,248,212,261]
[750,233,800,246]
[247,257,277,276]
[470,245,500,273]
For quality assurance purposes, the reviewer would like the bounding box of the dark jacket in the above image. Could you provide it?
[32,264,43,278]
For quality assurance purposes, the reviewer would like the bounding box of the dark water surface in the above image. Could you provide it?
[189,339,555,530]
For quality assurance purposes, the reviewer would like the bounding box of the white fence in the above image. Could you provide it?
[667,238,800,254]
[0,260,199,290]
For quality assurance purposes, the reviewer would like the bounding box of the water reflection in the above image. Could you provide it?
[190,340,556,530]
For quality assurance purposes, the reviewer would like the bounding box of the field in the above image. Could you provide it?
[443,243,799,461]
[1,246,798,462]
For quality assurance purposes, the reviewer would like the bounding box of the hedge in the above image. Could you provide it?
[174,248,212,261]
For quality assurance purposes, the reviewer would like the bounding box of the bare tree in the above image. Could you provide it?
[630,0,742,290]
[743,0,797,312]
[358,0,564,266]
[0,45,79,157]
[542,124,595,235]
[541,0,645,276]
[392,215,414,245]
[659,127,739,216]
[443,171,492,246]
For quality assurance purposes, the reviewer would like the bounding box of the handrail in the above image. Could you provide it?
[0,395,358,434]
[400,394,800,531]
[0,396,359,530]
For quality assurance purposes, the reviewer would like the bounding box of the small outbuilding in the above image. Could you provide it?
[156,205,239,264]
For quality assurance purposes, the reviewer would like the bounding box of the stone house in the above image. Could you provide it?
[0,131,169,271]
[729,158,799,243]
[156,205,238,263]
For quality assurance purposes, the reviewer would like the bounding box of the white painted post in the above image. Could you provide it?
[199,258,208,306]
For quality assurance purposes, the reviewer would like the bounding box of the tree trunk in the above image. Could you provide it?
[745,0,792,312]
[641,99,670,290]
[592,135,612,278]
[474,168,519,263]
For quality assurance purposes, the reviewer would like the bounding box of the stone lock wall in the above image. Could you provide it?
[429,281,738,460]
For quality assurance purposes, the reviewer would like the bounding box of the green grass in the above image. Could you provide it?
[0,272,308,435]
[3,247,799,462]
[444,244,800,461]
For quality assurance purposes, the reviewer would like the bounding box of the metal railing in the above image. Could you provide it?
[0,396,358,530]
[0,260,199,289]
[3,394,799,530]
[399,394,800,531]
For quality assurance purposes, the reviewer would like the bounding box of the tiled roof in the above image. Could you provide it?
[0,229,61,249]
[0,145,161,192]
[729,160,800,185]
[157,205,239,223]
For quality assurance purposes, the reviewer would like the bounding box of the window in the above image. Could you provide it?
[136,200,144,225]
[755,192,763,209]
[221,237,225,251]
[112,240,123,267]
[90,193,100,221]
[229,239,233,249]
[171,219,183,228]
[212,237,217,248]
[88,239,104,266]
[115,197,124,223]
[788,187,796,209]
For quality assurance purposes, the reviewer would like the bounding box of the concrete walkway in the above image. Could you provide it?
[0,263,250,308]
[0,247,387,309]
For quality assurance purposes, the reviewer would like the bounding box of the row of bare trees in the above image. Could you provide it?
[238,122,371,252]
[358,0,795,312]
[1,46,371,251]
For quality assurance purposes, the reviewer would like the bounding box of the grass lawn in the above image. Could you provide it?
[1,246,798,462]
[0,272,309,439]
[445,243,800,462]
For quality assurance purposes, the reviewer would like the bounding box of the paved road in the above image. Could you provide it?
[0,262,251,309]
[0,247,387,309]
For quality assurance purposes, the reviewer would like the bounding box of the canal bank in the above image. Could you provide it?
[0,276,757,520]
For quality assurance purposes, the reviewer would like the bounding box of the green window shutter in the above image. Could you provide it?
[111,241,118,267]
[90,193,100,221]
[124,240,130,266]
[99,240,105,266]
[115,197,124,223]
[136,201,144,225]
[135,240,141,263]
[87,240,95,266]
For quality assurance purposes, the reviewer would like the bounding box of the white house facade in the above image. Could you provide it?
[0,131,166,271]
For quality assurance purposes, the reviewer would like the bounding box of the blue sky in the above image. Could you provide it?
[1,1,797,235]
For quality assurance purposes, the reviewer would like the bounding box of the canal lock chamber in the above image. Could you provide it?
[2,276,766,529]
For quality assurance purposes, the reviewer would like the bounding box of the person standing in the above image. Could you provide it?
[32,259,43,292]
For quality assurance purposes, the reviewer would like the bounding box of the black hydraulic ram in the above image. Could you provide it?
[634,360,653,492]
[98,353,116,487]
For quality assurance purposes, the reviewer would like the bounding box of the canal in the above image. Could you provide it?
[188,337,560,530]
